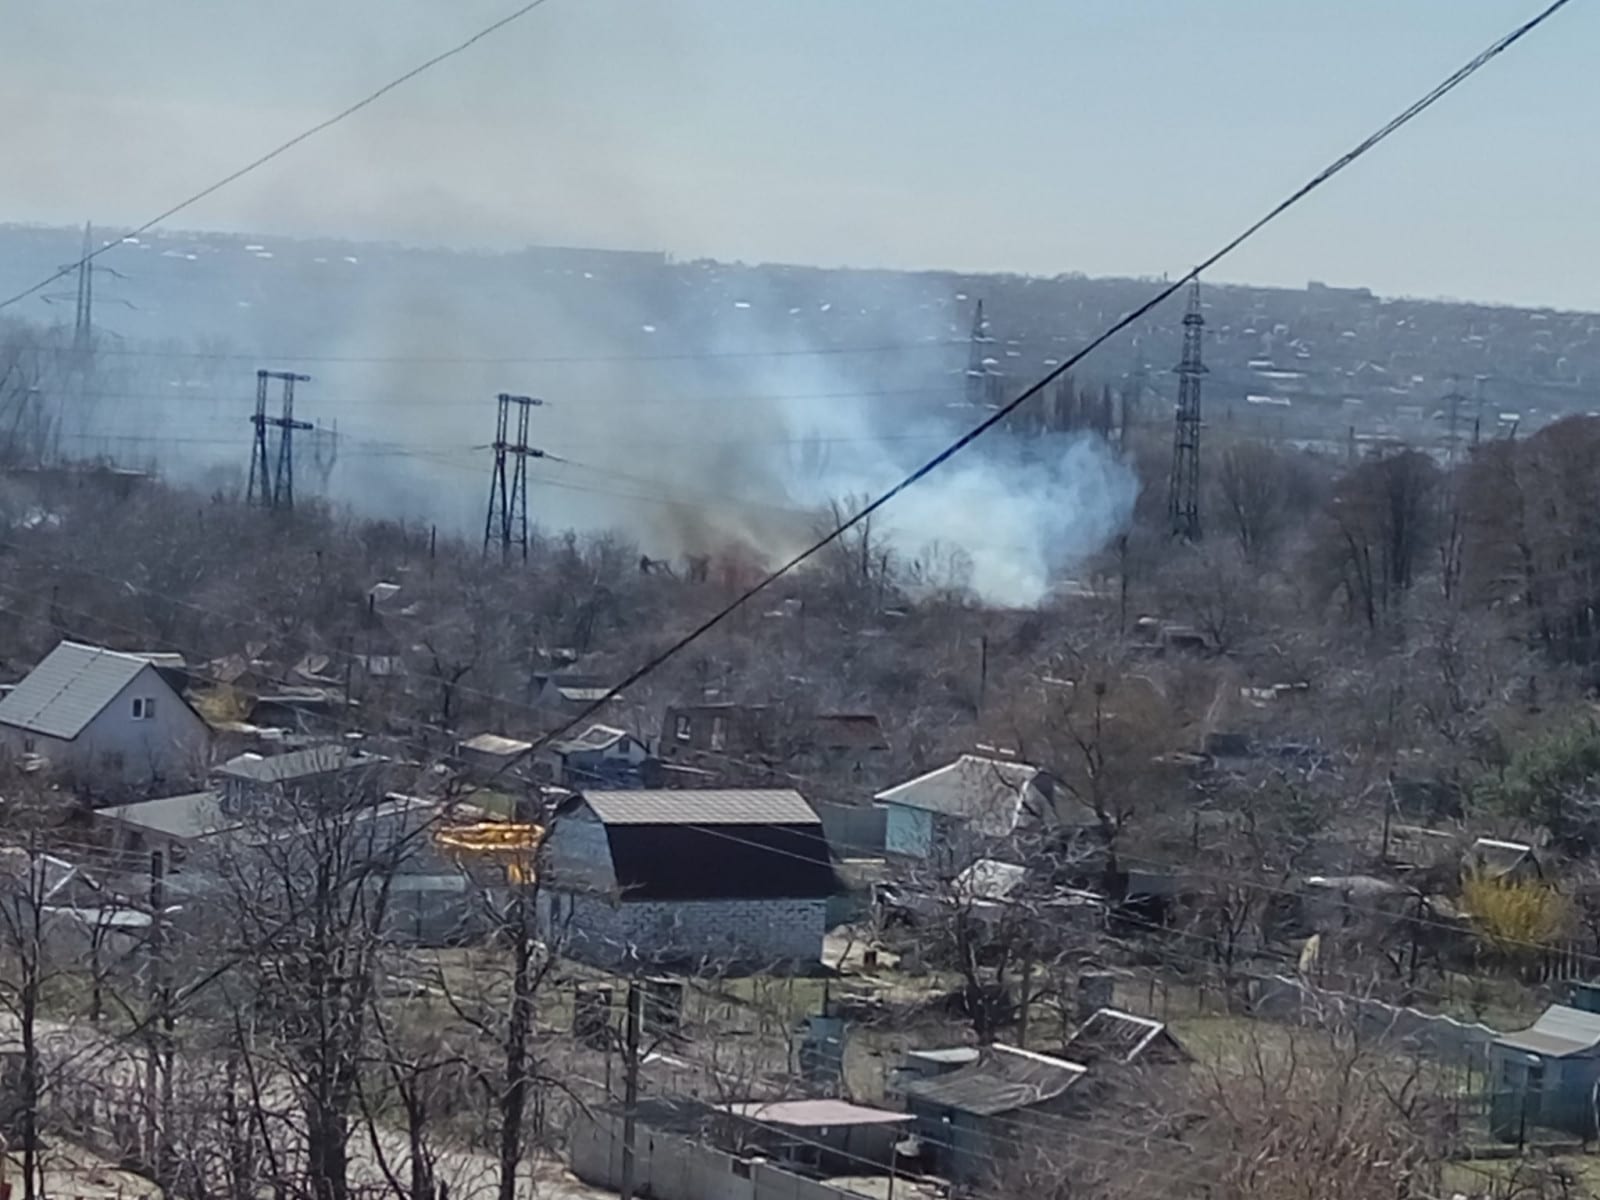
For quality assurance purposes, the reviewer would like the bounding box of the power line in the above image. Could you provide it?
[79,341,965,366]
[0,0,560,314]
[515,0,1577,758]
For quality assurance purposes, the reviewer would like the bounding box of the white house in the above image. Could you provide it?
[537,788,837,970]
[874,753,1094,866]
[0,641,209,787]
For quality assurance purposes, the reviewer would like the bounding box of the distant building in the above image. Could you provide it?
[0,640,210,787]
[874,754,1094,868]
[1490,1004,1600,1141]
[96,790,232,865]
[902,1044,1088,1184]
[660,702,768,760]
[537,788,836,969]
[458,732,534,782]
[538,723,652,788]
[530,673,616,714]
[716,1099,911,1172]
[215,744,389,813]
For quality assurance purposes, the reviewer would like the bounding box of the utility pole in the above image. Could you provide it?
[73,222,94,354]
[1121,347,1146,451]
[1441,374,1471,468]
[247,370,312,511]
[145,850,175,1186]
[619,978,642,1200]
[482,393,546,561]
[1166,278,1206,542]
[964,299,990,409]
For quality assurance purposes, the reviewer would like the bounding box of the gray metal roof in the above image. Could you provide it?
[217,745,385,784]
[903,1044,1086,1116]
[583,789,818,826]
[0,641,161,740]
[1497,1005,1600,1058]
[97,791,232,841]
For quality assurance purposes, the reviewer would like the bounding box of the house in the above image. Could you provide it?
[0,640,210,787]
[536,788,837,970]
[96,790,234,865]
[874,754,1093,867]
[1061,1008,1188,1067]
[538,724,652,788]
[794,713,891,778]
[530,673,616,714]
[1489,1004,1600,1141]
[459,732,534,782]
[902,1044,1088,1184]
[215,744,390,813]
[659,702,770,760]
[716,1099,911,1172]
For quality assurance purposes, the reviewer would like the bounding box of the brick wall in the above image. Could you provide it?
[541,890,825,969]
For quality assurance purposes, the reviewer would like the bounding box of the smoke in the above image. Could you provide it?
[13,225,1139,606]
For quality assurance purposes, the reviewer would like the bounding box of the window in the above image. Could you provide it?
[673,715,691,742]
[710,716,727,751]
[131,696,157,721]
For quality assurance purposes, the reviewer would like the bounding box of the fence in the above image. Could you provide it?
[569,1109,866,1200]
[1249,973,1500,1065]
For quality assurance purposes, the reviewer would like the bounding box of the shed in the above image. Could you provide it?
[874,754,1091,865]
[1490,1004,1600,1141]
[1062,1008,1188,1066]
[902,1044,1087,1183]
[718,1098,911,1170]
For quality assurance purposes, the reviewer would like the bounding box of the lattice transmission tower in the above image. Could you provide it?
[1166,278,1206,542]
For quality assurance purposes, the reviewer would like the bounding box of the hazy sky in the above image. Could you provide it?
[7,1,1596,308]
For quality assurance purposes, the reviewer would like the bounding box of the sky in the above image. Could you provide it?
[5,1,1598,309]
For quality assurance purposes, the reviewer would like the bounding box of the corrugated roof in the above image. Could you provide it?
[584,789,818,826]
[0,641,158,740]
[462,733,534,757]
[903,1044,1086,1116]
[98,791,232,841]
[1497,1004,1600,1058]
[721,1099,912,1127]
[218,745,385,784]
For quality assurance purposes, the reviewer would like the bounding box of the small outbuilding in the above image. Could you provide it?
[1489,1004,1600,1141]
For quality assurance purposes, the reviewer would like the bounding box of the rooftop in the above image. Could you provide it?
[1062,1008,1185,1065]
[874,755,1064,836]
[0,641,170,740]
[554,724,634,754]
[903,1044,1086,1116]
[218,744,386,784]
[97,791,232,842]
[556,790,834,903]
[720,1099,911,1128]
[1496,1004,1600,1058]
[461,732,534,757]
[582,789,818,826]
